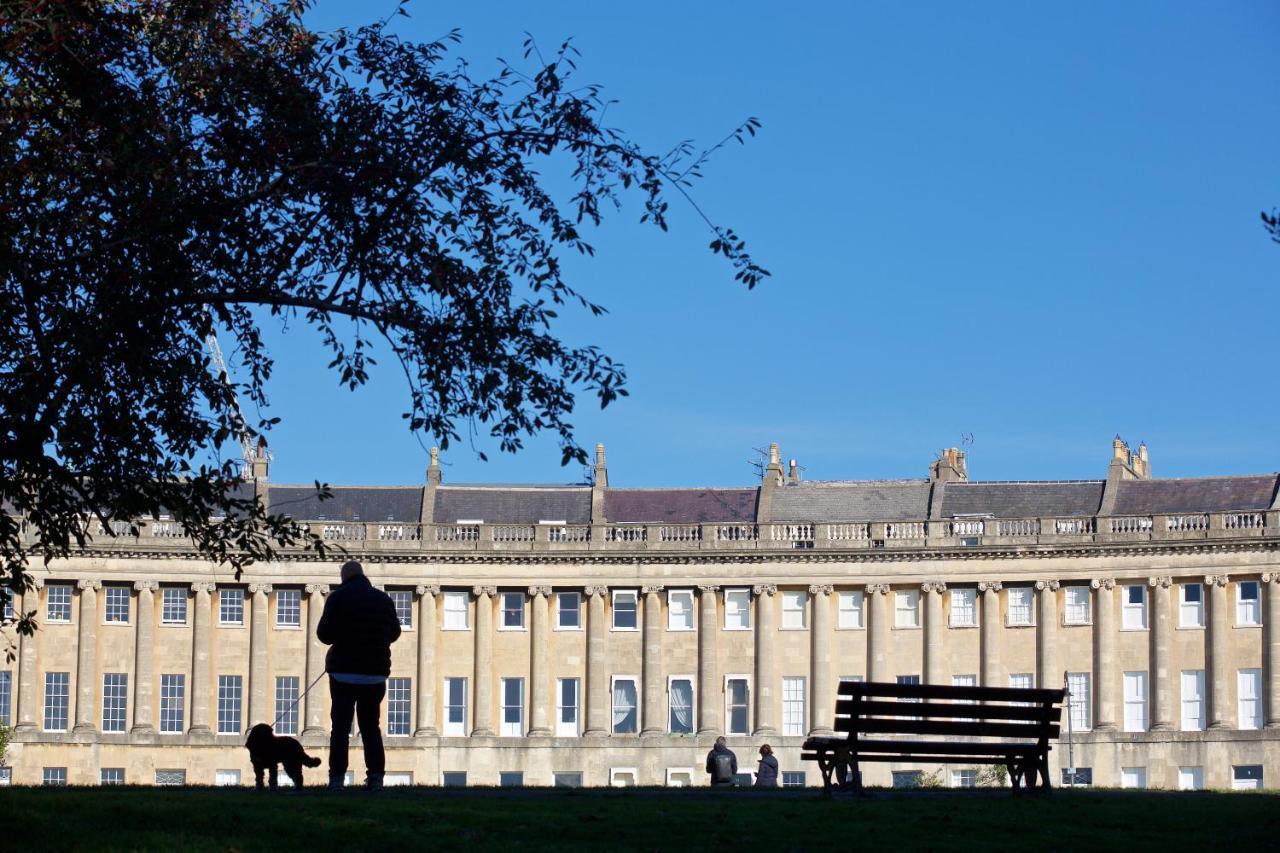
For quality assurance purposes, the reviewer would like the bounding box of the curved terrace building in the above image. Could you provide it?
[1,437,1277,789]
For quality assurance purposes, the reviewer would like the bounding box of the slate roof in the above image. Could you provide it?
[770,480,932,522]
[1112,476,1278,515]
[268,485,423,522]
[604,489,758,523]
[434,486,591,524]
[940,481,1104,518]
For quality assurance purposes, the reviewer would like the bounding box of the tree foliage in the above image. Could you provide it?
[0,0,766,635]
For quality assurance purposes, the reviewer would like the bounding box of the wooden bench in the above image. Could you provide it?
[801,680,1066,795]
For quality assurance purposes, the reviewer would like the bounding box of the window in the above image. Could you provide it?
[104,586,130,623]
[1121,767,1147,789]
[949,588,976,627]
[557,678,580,737]
[553,772,582,788]
[100,768,125,785]
[725,676,750,736]
[724,588,751,630]
[1232,765,1263,791]
[556,592,581,629]
[782,771,807,788]
[443,677,468,736]
[161,586,187,625]
[1122,585,1147,629]
[1,594,10,620]
[894,590,919,628]
[155,770,187,786]
[1179,583,1204,628]
[668,589,694,631]
[953,674,977,689]
[781,590,808,629]
[837,591,864,629]
[46,584,72,623]
[669,677,694,735]
[1236,581,1261,626]
[1123,671,1148,732]
[387,677,411,736]
[215,770,242,786]
[160,674,185,734]
[443,591,469,630]
[1007,587,1033,626]
[384,772,412,787]
[501,677,524,737]
[1066,672,1091,731]
[500,592,525,630]
[612,590,638,630]
[612,676,638,734]
[1009,673,1033,691]
[389,590,413,628]
[43,768,67,786]
[219,589,244,625]
[217,675,242,735]
[892,771,923,789]
[1178,766,1203,791]
[0,671,11,726]
[1064,586,1090,625]
[274,676,299,735]
[275,589,301,627]
[1238,669,1262,730]
[43,672,69,731]
[1181,670,1205,732]
[610,768,637,787]
[442,771,468,787]
[1061,767,1092,786]
[102,673,128,733]
[782,677,807,736]
[0,767,10,786]
[951,769,977,788]
[499,771,524,787]
[666,768,694,787]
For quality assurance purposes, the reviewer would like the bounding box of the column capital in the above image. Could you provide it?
[750,584,774,596]
[191,581,217,594]
[699,584,721,594]
[1204,574,1230,588]
[1261,572,1279,584]
[247,582,273,595]
[1090,578,1114,590]
[472,585,496,598]
[1035,579,1060,592]
[920,581,946,594]
[303,583,328,596]
[416,584,441,597]
[866,583,890,595]
[132,579,158,593]
[584,585,608,598]
[76,578,101,591]
[977,580,1002,593]
[641,585,664,596]
[808,584,834,596]
[527,585,552,597]
[1147,576,1172,589]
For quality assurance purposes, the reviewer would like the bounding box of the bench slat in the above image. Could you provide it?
[849,718,1059,739]
[835,699,1062,723]
[849,738,1043,755]
[838,680,1065,704]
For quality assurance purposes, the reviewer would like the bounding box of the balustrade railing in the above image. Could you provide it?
[771,523,814,548]
[605,525,647,543]
[436,524,481,542]
[546,525,591,543]
[1166,514,1209,532]
[827,523,870,541]
[377,524,421,541]
[1223,512,1265,531]
[948,520,985,537]
[996,518,1040,537]
[493,525,536,543]
[1109,516,1153,534]
[659,525,702,543]
[320,523,364,541]
[886,521,926,539]
[1054,517,1096,535]
[715,523,758,542]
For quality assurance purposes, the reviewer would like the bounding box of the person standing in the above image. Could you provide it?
[317,560,402,791]
[705,736,739,787]
[754,744,778,788]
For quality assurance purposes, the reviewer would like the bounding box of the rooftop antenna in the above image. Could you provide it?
[747,446,769,479]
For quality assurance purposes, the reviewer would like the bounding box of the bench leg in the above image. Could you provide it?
[817,754,836,798]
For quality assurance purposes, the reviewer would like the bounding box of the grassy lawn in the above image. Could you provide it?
[1,786,1277,851]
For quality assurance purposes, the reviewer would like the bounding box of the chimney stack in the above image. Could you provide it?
[591,443,608,523]
[755,442,786,523]
[420,446,442,526]
[788,459,800,483]
[929,447,968,483]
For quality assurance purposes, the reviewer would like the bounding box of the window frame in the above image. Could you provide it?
[611,590,639,631]
[160,586,188,626]
[1179,583,1204,629]
[724,674,751,736]
[274,588,301,629]
[555,591,582,631]
[781,590,808,630]
[499,591,526,631]
[45,584,72,624]
[1236,581,1261,626]
[667,589,695,632]
[723,587,751,630]
[1237,668,1262,730]
[668,675,695,735]
[217,674,243,735]
[103,585,131,624]
[1177,766,1203,791]
[781,675,807,736]
[218,588,244,627]
[274,676,300,735]
[1120,767,1147,790]
[1066,671,1091,731]
[43,671,69,732]
[388,590,414,630]
[1122,670,1148,733]
[443,676,468,736]
[949,588,976,628]
[894,589,920,629]
[837,590,864,630]
[159,673,186,734]
[386,677,412,736]
[100,768,126,786]
[1180,669,1205,732]
[500,676,525,737]
[101,672,128,733]
[610,674,639,735]
[556,677,580,737]
[1121,584,1147,630]
[1063,585,1091,625]
[442,591,470,631]
[1006,587,1034,627]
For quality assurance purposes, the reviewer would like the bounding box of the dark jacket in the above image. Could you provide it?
[755,754,779,788]
[316,574,401,676]
[705,743,738,784]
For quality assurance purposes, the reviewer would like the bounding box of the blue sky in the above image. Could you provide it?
[255,0,1280,488]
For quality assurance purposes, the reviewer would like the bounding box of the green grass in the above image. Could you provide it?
[2,786,1277,851]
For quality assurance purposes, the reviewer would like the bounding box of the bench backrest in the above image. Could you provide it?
[834,681,1065,742]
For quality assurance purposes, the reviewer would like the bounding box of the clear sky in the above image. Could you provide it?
[253,0,1280,489]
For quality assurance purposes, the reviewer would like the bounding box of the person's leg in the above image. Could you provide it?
[283,760,304,788]
[355,682,387,786]
[328,677,357,785]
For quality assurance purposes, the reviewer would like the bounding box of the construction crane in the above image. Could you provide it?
[204,327,269,481]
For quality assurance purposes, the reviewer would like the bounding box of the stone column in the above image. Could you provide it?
[867,584,891,682]
[414,585,440,735]
[1092,578,1117,731]
[189,582,216,736]
[247,583,272,729]
[584,586,609,737]
[1148,576,1174,731]
[751,585,775,735]
[471,586,496,736]
[978,581,1002,688]
[302,584,328,736]
[922,581,947,686]
[698,585,722,735]
[72,579,100,734]
[1036,580,1059,689]
[1206,574,1231,729]
[131,580,157,734]
[641,585,665,737]
[809,584,834,735]
[14,580,43,732]
[1264,574,1280,728]
[528,585,552,736]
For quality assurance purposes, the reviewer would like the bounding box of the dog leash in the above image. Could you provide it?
[270,670,329,729]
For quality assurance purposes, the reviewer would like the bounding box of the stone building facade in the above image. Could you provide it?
[1,438,1278,789]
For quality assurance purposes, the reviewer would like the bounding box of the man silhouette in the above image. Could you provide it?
[317,560,401,791]
[705,736,738,787]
